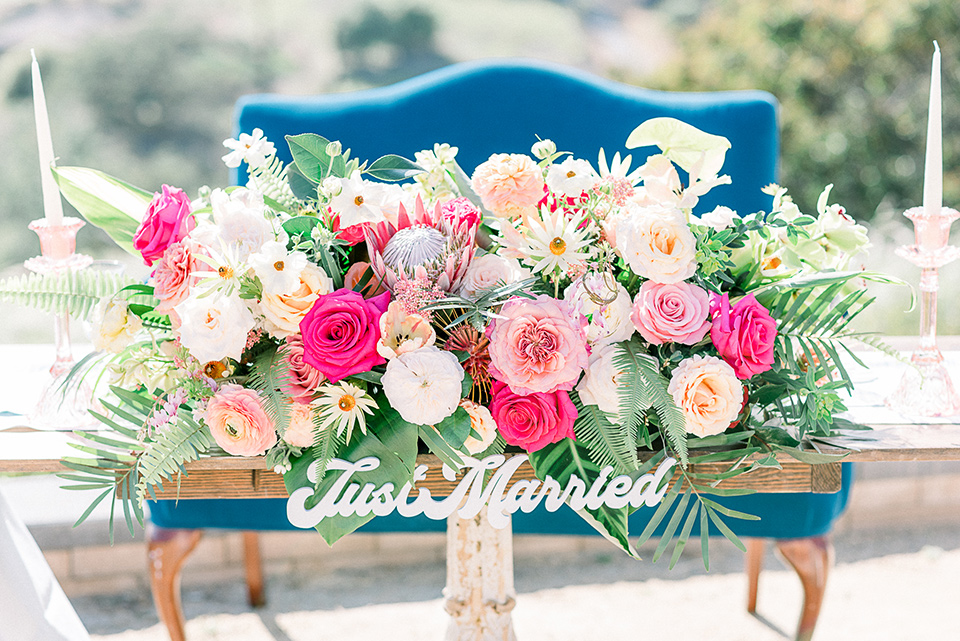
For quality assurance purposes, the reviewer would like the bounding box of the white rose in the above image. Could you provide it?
[700,206,739,232]
[460,253,530,299]
[93,299,143,354]
[208,187,275,260]
[614,203,697,284]
[175,292,255,363]
[576,343,626,423]
[381,346,465,425]
[546,157,600,196]
[459,400,498,454]
[668,355,743,438]
[564,274,635,346]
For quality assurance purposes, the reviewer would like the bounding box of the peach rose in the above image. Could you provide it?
[460,399,498,454]
[471,153,545,217]
[667,355,743,438]
[260,263,334,338]
[204,384,277,456]
[154,238,205,314]
[631,280,712,345]
[614,203,697,284]
[282,402,316,448]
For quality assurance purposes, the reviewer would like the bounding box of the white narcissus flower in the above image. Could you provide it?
[545,157,600,196]
[330,171,387,228]
[460,253,530,299]
[564,274,635,346]
[377,301,436,360]
[382,346,465,425]
[614,202,697,284]
[459,400,498,454]
[576,342,626,424]
[222,128,276,170]
[249,241,308,295]
[93,299,143,354]
[175,292,256,364]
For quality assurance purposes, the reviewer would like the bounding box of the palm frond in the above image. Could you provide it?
[135,410,214,503]
[0,269,134,320]
[309,417,345,489]
[570,391,638,474]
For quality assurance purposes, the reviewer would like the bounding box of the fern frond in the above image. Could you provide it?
[248,154,299,211]
[135,411,214,504]
[570,391,638,474]
[0,269,134,320]
[246,346,293,438]
[310,415,345,489]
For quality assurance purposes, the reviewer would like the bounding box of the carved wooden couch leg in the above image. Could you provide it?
[745,538,765,614]
[147,526,202,641]
[776,535,832,641]
[242,531,265,607]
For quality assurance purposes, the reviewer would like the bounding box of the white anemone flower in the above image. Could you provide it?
[222,128,276,170]
[381,346,464,425]
[249,241,308,295]
[312,382,378,443]
[508,206,593,276]
[330,171,387,228]
[546,157,600,196]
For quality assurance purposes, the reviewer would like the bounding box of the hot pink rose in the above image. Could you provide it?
[204,384,277,456]
[133,185,195,266]
[487,295,588,395]
[710,293,777,379]
[440,197,482,229]
[631,281,712,345]
[299,289,390,382]
[153,238,204,314]
[489,381,577,452]
[282,335,325,403]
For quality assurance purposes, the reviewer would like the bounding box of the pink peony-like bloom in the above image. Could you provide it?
[282,335,325,403]
[299,288,391,382]
[204,384,277,456]
[440,196,482,229]
[471,153,545,218]
[631,280,712,345]
[153,238,205,314]
[710,293,777,379]
[667,355,743,438]
[489,381,577,452]
[486,295,589,395]
[133,185,195,266]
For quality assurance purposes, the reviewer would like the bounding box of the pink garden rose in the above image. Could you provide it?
[486,295,589,395]
[299,289,391,382]
[133,185,195,266]
[489,381,577,452]
[204,384,277,456]
[153,238,204,315]
[282,335,325,403]
[631,280,712,345]
[440,197,482,229]
[710,293,777,379]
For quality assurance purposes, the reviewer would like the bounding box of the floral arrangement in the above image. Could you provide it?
[6,117,897,566]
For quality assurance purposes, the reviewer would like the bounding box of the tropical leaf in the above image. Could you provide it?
[286,133,335,181]
[309,416,345,489]
[0,269,135,321]
[365,154,422,181]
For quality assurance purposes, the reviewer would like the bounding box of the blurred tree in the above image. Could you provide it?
[648,0,960,222]
[336,4,451,85]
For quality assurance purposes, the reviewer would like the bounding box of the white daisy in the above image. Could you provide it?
[222,128,276,170]
[312,382,378,443]
[598,148,643,186]
[249,241,308,295]
[519,206,594,276]
[330,171,387,228]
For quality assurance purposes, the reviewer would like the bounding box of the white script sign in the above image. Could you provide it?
[287,454,677,529]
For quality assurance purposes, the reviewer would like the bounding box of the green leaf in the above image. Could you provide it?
[286,133,333,181]
[571,390,638,474]
[282,216,322,241]
[365,154,423,181]
[51,166,151,256]
[418,425,464,470]
[653,486,691,562]
[435,407,472,449]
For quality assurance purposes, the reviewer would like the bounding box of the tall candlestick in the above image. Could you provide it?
[31,49,64,226]
[923,42,942,221]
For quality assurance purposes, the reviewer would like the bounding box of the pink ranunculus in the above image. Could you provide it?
[710,293,777,379]
[299,288,391,382]
[489,381,577,452]
[631,280,712,346]
[204,384,277,456]
[153,238,204,314]
[133,185,195,266]
[486,295,589,395]
[282,335,325,403]
[440,196,482,230]
[331,212,369,246]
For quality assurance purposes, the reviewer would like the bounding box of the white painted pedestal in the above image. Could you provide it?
[443,508,518,641]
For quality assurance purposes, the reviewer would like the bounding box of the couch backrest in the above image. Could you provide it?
[234,59,779,216]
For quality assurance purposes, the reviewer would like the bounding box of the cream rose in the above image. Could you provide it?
[667,355,743,438]
[614,203,697,284]
[94,299,143,354]
[175,292,255,364]
[564,274,635,346]
[282,402,317,448]
[576,343,626,423]
[460,400,498,454]
[460,253,530,299]
[260,263,334,338]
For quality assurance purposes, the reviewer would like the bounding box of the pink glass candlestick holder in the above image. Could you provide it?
[887,206,960,417]
[25,217,96,429]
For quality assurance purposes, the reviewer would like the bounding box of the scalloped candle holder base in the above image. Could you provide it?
[887,349,960,417]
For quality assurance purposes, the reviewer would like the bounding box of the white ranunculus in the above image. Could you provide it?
[330,171,387,228]
[546,157,600,196]
[700,205,739,232]
[460,253,530,299]
[208,187,275,260]
[382,346,465,425]
[93,299,143,354]
[614,202,697,284]
[576,343,626,423]
[250,241,308,295]
[564,274,635,346]
[175,292,255,363]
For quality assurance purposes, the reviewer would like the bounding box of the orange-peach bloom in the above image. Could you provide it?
[471,153,545,217]
[204,384,277,456]
[261,263,334,338]
[667,355,743,438]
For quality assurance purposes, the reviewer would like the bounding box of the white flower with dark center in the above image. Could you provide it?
[381,346,464,425]
[501,206,593,276]
[249,241,308,295]
[330,171,386,228]
[546,157,600,196]
[312,382,378,443]
[222,128,276,170]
